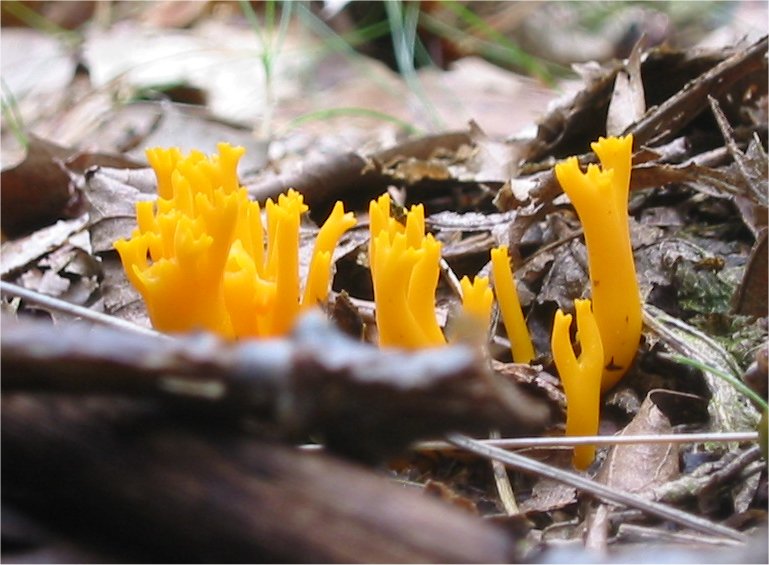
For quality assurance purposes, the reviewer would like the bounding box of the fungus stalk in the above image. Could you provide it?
[551,299,604,470]
[554,135,641,391]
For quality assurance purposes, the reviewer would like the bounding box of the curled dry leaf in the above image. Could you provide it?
[586,390,682,550]
[523,37,767,164]
[0,136,86,238]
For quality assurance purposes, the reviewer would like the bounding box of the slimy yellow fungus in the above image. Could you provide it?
[114,143,356,338]
[554,135,641,391]
[551,298,604,470]
[460,275,493,327]
[369,193,446,349]
[491,245,535,364]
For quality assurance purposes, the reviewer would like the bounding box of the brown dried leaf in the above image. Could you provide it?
[522,59,621,162]
[97,253,151,328]
[629,36,768,147]
[492,360,565,415]
[84,166,156,254]
[733,229,768,317]
[519,476,577,514]
[0,136,86,238]
[523,38,766,164]
[536,239,590,311]
[130,103,269,172]
[586,390,682,550]
[596,390,682,494]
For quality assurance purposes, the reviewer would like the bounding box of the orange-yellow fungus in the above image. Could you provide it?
[369,193,446,349]
[551,299,604,470]
[115,143,356,338]
[491,245,535,364]
[460,275,493,327]
[554,135,641,391]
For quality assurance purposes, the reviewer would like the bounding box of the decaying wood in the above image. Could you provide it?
[1,313,548,461]
[2,396,518,563]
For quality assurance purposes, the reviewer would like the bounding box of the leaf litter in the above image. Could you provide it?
[0,3,767,562]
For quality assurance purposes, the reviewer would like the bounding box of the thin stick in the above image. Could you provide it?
[1,280,166,339]
[446,433,747,543]
[415,431,758,451]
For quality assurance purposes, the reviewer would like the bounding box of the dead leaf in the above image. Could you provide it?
[128,102,269,173]
[733,229,768,317]
[741,343,767,400]
[606,39,646,136]
[523,38,767,163]
[643,304,761,433]
[709,98,767,201]
[492,360,565,415]
[417,58,559,138]
[537,239,590,311]
[629,36,768,147]
[82,19,317,127]
[586,390,682,550]
[96,254,151,328]
[19,268,71,297]
[1,136,86,238]
[0,215,89,277]
[244,131,472,223]
[0,28,77,127]
[519,476,577,514]
[84,166,156,254]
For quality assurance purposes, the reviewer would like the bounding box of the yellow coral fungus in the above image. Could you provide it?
[554,135,641,391]
[491,245,535,364]
[551,299,604,470]
[369,193,446,349]
[460,275,493,328]
[114,143,356,338]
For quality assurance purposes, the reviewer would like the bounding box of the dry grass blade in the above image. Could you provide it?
[489,429,519,515]
[445,433,748,543]
[416,431,759,451]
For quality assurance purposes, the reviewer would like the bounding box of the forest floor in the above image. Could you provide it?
[1,2,768,563]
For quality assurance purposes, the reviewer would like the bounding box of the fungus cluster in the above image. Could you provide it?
[114,143,356,339]
[552,134,642,469]
[116,137,641,471]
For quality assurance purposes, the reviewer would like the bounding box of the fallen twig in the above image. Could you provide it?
[1,313,547,461]
[446,433,748,542]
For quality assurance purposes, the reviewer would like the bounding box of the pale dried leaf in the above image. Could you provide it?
[606,39,646,136]
[0,215,89,277]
